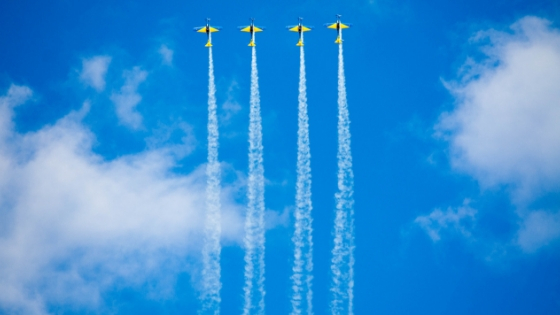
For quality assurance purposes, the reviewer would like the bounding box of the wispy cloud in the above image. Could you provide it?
[145,121,196,159]
[110,67,148,129]
[0,84,33,138]
[159,45,174,66]
[0,85,243,314]
[415,202,477,242]
[220,80,241,124]
[80,56,111,92]
[517,210,560,253]
[265,207,291,230]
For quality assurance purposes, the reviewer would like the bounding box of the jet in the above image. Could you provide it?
[193,18,221,47]
[238,18,265,47]
[286,17,313,46]
[324,14,352,44]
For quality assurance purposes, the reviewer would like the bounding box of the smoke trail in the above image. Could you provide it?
[200,47,222,315]
[291,46,314,315]
[330,43,355,315]
[243,46,266,315]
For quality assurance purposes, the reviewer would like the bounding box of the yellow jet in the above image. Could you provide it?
[238,18,265,47]
[324,14,352,44]
[286,17,313,46]
[193,18,221,47]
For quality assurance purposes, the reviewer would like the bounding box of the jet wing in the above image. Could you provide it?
[194,26,221,33]
[239,25,265,32]
[287,25,313,32]
[325,23,338,29]
[339,23,351,29]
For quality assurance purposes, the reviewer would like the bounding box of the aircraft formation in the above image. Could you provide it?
[193,15,352,47]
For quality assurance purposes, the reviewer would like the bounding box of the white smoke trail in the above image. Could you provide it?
[291,46,314,315]
[330,43,355,315]
[243,46,266,315]
[201,47,222,315]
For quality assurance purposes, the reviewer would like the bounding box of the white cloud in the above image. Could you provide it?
[436,17,560,201]
[0,85,243,314]
[517,210,560,253]
[110,67,147,129]
[431,16,560,253]
[79,56,111,92]
[159,45,174,66]
[414,202,477,242]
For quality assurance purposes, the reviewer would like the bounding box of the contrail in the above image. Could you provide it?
[201,47,222,315]
[291,46,314,315]
[243,46,266,315]
[330,42,355,315]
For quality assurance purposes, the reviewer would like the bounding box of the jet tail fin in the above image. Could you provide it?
[205,40,212,47]
[335,36,342,44]
[296,40,303,47]
[248,40,256,47]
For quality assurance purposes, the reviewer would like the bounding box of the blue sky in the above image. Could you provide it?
[1,0,560,314]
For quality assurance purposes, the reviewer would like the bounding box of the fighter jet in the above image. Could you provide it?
[286,17,313,46]
[238,18,265,47]
[324,14,352,44]
[193,18,221,47]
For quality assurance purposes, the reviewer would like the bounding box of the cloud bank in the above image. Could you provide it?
[0,85,243,314]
